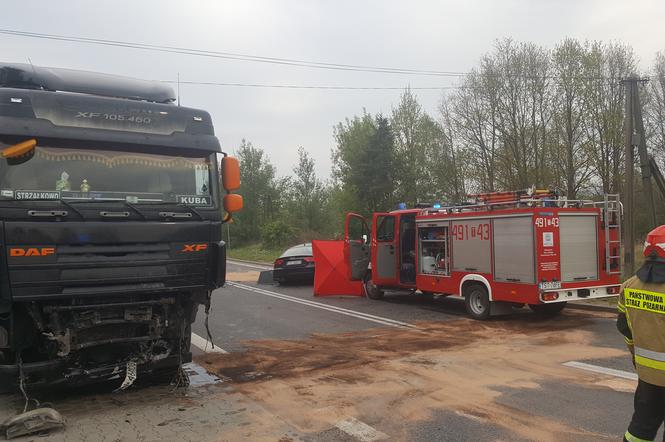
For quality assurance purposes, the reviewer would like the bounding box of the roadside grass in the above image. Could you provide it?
[227,243,283,264]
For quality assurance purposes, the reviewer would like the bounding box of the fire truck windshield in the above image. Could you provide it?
[0,142,213,206]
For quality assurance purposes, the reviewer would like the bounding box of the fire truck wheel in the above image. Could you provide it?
[364,274,384,300]
[464,284,491,320]
[529,302,567,315]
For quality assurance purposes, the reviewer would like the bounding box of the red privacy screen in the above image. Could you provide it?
[312,240,364,297]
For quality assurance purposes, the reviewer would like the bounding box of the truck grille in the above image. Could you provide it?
[3,221,213,301]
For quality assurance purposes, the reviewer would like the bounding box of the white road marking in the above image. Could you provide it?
[227,259,272,270]
[335,417,389,442]
[227,281,418,329]
[455,410,487,422]
[191,332,228,354]
[563,361,638,381]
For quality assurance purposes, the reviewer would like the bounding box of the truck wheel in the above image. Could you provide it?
[529,302,566,315]
[464,284,491,320]
[364,273,384,300]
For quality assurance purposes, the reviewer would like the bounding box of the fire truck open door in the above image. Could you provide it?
[344,213,370,280]
[372,213,399,286]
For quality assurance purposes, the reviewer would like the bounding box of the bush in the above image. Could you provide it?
[261,219,298,249]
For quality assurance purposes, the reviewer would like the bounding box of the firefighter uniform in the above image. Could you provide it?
[618,225,665,442]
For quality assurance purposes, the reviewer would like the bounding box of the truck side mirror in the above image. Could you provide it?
[224,193,243,213]
[222,156,240,191]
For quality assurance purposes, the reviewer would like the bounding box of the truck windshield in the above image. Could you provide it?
[0,143,213,205]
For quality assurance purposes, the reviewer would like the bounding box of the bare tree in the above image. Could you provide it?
[492,39,552,189]
[583,42,636,194]
[646,52,665,166]
[450,65,501,191]
[437,95,468,201]
[550,38,594,198]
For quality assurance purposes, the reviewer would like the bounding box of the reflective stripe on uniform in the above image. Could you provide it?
[624,430,653,442]
[618,302,626,313]
[625,289,665,314]
[635,355,665,371]
[635,346,665,362]
[625,336,634,345]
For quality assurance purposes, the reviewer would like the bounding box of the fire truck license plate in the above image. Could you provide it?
[539,281,561,290]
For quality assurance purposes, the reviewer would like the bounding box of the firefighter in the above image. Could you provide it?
[618,225,665,441]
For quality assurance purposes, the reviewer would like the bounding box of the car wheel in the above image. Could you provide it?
[364,273,384,300]
[529,302,566,315]
[464,284,491,320]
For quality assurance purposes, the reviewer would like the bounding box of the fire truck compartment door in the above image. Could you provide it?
[492,216,535,283]
[372,213,398,284]
[451,219,491,274]
[560,215,598,281]
[344,212,370,281]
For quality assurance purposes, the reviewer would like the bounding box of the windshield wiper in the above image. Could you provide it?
[68,199,148,220]
[58,198,85,219]
[131,201,204,220]
[1,197,86,219]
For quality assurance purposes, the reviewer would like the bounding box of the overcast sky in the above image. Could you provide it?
[2,0,664,179]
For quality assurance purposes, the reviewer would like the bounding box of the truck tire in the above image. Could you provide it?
[529,302,567,315]
[464,284,491,320]
[364,273,384,300]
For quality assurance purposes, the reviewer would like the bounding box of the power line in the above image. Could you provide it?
[0,28,627,82]
[162,80,466,91]
[2,28,645,85]
[0,29,468,77]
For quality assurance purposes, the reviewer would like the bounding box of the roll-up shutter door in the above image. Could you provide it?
[560,215,598,282]
[493,217,535,283]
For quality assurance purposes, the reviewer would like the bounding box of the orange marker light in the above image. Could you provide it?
[2,139,36,158]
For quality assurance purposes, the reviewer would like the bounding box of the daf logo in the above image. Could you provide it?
[9,247,55,257]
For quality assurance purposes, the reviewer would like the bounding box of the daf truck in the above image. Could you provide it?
[0,63,241,390]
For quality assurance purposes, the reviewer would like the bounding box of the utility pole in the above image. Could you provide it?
[633,79,656,227]
[622,78,635,276]
[622,76,651,277]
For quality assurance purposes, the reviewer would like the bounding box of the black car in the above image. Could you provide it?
[273,243,315,284]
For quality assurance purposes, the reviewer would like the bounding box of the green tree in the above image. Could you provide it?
[391,88,438,206]
[232,139,281,244]
[290,147,327,232]
[332,111,396,214]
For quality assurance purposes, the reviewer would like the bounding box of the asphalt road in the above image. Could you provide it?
[0,260,651,441]
[187,260,655,442]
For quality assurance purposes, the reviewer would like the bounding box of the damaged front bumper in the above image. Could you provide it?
[0,352,190,392]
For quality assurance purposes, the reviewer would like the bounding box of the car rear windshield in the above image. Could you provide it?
[281,245,312,257]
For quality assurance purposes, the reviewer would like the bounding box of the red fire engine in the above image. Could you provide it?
[343,189,622,319]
